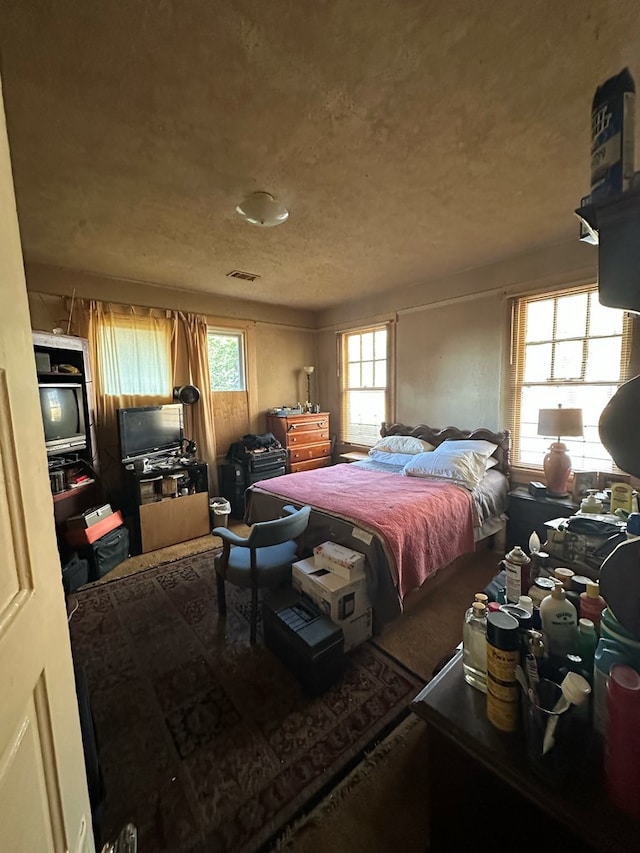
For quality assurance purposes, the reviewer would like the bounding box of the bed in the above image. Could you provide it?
[245,422,511,628]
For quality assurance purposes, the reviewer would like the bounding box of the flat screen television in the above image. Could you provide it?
[38,383,87,456]
[117,403,184,463]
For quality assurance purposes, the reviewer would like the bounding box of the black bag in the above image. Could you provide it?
[62,552,90,593]
[241,432,281,450]
[82,526,130,581]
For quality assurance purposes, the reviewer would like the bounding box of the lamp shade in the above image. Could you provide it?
[303,365,315,375]
[537,407,583,439]
[236,192,289,227]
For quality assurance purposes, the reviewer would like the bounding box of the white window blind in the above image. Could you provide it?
[340,325,390,446]
[508,284,632,473]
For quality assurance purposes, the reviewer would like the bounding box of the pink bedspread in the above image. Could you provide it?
[251,465,475,599]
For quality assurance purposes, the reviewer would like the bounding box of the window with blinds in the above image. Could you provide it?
[340,324,390,446]
[508,284,633,473]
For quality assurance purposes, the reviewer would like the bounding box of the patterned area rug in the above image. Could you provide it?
[69,551,422,852]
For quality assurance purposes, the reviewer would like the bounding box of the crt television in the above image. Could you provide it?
[117,403,184,463]
[38,383,87,456]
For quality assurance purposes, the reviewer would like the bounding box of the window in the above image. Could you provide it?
[207,329,246,392]
[509,284,632,473]
[98,315,171,396]
[340,324,391,446]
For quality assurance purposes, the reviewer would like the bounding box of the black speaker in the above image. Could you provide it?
[173,384,200,405]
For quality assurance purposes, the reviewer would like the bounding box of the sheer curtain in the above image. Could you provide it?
[74,299,218,500]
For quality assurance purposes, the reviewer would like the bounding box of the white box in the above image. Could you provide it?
[342,607,373,652]
[292,558,370,623]
[313,541,366,580]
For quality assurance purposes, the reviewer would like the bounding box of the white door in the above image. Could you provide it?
[0,79,95,851]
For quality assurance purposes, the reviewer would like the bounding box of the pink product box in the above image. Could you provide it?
[312,541,366,580]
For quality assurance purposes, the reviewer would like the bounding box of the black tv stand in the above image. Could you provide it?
[122,459,210,554]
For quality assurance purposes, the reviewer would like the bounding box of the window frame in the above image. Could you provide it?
[207,327,247,393]
[339,322,394,447]
[508,283,633,474]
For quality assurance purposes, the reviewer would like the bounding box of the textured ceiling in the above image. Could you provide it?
[0,1,639,310]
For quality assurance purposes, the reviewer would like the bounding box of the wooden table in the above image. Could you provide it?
[410,651,639,852]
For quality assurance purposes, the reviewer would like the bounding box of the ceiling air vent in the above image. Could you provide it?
[226,269,260,282]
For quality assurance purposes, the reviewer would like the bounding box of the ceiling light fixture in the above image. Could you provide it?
[236,191,289,227]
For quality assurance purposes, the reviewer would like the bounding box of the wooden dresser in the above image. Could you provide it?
[266,412,332,473]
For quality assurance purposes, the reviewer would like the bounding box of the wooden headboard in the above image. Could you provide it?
[381,422,511,478]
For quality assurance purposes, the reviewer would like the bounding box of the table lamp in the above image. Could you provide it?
[303,365,314,407]
[537,405,584,498]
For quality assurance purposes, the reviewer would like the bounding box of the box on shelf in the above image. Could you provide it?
[66,504,113,530]
[66,510,124,548]
[312,541,366,580]
[293,557,370,632]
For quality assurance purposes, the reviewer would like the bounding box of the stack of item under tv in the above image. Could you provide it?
[263,541,372,695]
[62,504,129,592]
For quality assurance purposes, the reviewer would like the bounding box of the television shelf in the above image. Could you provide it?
[52,480,97,503]
[122,459,210,554]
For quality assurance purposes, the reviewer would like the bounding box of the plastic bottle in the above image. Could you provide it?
[576,618,598,680]
[580,580,607,632]
[518,595,533,615]
[486,610,521,732]
[626,512,640,539]
[463,601,488,693]
[593,638,631,737]
[540,581,578,658]
[605,664,640,819]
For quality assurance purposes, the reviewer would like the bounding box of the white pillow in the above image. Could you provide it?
[402,446,491,489]
[368,450,417,467]
[441,438,498,457]
[370,435,435,455]
[485,456,499,470]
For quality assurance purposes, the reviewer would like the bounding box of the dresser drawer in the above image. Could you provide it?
[290,456,332,474]
[289,442,332,465]
[287,426,329,447]
[285,415,328,437]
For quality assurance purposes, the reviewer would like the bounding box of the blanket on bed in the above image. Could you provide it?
[250,465,475,599]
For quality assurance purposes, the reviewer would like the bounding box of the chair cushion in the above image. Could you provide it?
[215,541,299,590]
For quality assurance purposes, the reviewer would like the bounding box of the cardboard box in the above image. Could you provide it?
[66,510,124,548]
[292,558,370,623]
[342,607,373,652]
[312,541,366,580]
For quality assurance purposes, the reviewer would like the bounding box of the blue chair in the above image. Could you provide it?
[213,504,311,644]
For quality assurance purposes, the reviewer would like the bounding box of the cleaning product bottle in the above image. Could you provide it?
[580,580,607,632]
[593,638,630,737]
[504,545,531,603]
[540,581,578,658]
[462,601,488,693]
[576,617,598,680]
[605,664,640,819]
[486,610,520,732]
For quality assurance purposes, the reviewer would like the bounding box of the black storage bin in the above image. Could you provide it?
[62,553,90,593]
[263,587,344,695]
[82,525,130,581]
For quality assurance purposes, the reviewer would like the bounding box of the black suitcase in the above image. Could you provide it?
[82,525,130,582]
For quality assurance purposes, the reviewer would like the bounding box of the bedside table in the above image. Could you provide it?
[338,451,368,463]
[506,486,578,551]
